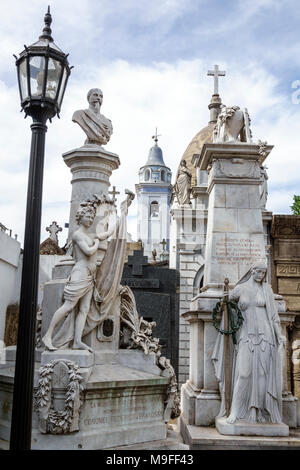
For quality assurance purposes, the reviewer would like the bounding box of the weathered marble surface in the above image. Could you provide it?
[0,361,170,449]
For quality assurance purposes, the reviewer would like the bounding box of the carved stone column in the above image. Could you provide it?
[63,146,120,237]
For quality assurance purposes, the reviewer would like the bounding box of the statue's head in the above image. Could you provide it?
[251,262,267,283]
[75,204,96,227]
[87,88,103,107]
[181,159,187,167]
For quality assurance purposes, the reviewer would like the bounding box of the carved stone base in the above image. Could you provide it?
[31,363,169,449]
[216,416,289,437]
[181,381,221,426]
[0,353,171,449]
[282,393,298,428]
[180,415,299,450]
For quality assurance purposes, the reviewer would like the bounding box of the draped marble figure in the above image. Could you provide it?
[174,159,192,205]
[212,263,286,424]
[42,190,134,351]
[72,88,113,146]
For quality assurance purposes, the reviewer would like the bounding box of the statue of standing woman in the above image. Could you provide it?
[213,263,286,425]
[174,160,192,205]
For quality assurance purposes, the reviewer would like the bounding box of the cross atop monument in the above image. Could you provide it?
[152,127,161,146]
[109,185,120,204]
[160,238,167,252]
[127,249,148,275]
[46,221,62,243]
[207,64,226,95]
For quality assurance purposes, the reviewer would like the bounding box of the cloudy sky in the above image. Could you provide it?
[1,0,300,246]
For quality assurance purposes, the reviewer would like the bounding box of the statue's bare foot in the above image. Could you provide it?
[42,334,57,351]
[226,414,237,424]
[72,341,93,353]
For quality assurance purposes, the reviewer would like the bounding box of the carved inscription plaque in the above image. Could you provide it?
[215,237,265,265]
[83,396,164,428]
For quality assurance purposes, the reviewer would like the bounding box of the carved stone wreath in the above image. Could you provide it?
[35,360,84,435]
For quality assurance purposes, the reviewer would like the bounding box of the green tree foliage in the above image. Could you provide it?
[290,195,300,215]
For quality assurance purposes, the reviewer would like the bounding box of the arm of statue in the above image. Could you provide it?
[73,232,99,256]
[229,285,240,303]
[96,224,116,241]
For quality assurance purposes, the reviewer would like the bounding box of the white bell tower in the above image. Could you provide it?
[135,130,172,261]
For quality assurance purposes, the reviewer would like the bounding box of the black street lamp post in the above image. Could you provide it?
[10,7,71,450]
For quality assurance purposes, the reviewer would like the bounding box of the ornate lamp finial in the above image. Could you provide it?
[39,5,53,42]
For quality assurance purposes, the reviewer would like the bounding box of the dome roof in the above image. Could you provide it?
[177,122,214,186]
[146,144,166,166]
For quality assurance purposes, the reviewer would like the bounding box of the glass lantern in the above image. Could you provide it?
[15,7,71,119]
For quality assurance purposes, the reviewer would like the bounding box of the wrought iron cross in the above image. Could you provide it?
[152,127,161,145]
[207,64,226,95]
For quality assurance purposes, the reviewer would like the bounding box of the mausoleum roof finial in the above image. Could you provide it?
[39,5,54,42]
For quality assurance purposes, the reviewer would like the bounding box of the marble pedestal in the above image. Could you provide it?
[63,145,120,236]
[181,290,222,426]
[0,349,170,449]
[216,416,289,437]
[180,415,300,450]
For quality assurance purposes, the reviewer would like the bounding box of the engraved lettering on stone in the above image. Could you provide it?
[215,238,265,265]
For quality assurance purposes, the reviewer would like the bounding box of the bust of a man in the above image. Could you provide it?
[72,88,113,146]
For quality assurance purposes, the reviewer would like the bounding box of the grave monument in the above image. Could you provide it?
[0,89,179,450]
[180,93,298,448]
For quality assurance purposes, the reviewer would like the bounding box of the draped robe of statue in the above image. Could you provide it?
[212,267,283,424]
[72,108,113,146]
[52,198,129,348]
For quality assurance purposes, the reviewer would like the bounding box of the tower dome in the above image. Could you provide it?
[146,143,165,166]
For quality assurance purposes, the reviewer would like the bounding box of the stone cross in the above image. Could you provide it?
[127,249,148,275]
[109,185,120,204]
[207,65,226,95]
[46,221,62,243]
[160,238,167,251]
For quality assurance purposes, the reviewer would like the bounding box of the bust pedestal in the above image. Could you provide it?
[63,145,120,237]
